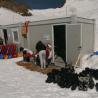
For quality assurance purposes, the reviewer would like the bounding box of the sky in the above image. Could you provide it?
[15,0,66,9]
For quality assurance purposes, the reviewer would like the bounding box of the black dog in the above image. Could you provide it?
[46,67,95,91]
[78,68,94,91]
[91,69,98,80]
[46,69,60,83]
[95,83,98,91]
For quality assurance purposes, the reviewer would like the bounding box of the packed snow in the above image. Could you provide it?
[0,56,98,98]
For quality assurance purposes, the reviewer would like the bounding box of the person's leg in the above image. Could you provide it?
[42,50,46,68]
[23,56,26,61]
[47,58,52,65]
[39,51,43,68]
[23,50,27,62]
[36,56,40,66]
[26,57,30,62]
[23,54,27,62]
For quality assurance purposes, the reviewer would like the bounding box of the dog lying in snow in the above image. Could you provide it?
[78,71,94,91]
[46,67,95,91]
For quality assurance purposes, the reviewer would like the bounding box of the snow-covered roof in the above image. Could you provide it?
[0,7,67,25]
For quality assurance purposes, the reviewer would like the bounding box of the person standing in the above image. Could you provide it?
[35,41,46,69]
[46,44,52,65]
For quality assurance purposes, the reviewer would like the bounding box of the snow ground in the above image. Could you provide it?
[0,57,98,98]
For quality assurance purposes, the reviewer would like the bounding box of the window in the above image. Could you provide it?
[12,29,19,43]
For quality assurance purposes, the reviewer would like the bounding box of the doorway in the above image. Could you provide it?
[53,25,66,63]
[3,29,8,44]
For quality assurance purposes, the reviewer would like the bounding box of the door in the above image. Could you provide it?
[3,29,8,44]
[66,24,81,64]
[53,25,66,64]
[0,29,4,45]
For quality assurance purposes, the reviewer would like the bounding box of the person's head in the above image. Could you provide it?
[20,47,24,52]
[37,41,43,45]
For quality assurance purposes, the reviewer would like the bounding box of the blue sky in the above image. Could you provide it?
[16,0,65,9]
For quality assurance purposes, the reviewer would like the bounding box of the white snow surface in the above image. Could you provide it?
[0,57,98,98]
[76,54,98,73]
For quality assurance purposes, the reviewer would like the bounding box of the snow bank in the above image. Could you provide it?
[0,57,98,98]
